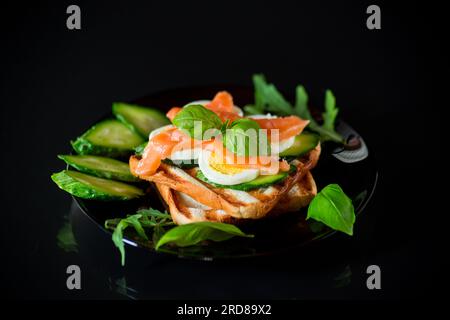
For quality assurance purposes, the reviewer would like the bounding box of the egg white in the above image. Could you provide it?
[169,148,202,162]
[198,150,259,185]
[248,113,278,119]
[271,136,296,154]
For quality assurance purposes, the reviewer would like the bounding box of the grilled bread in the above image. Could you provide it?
[130,144,320,225]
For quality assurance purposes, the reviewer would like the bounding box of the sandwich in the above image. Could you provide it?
[129,91,321,225]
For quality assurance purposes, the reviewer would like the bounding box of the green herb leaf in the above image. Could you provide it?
[155,221,254,250]
[295,85,315,124]
[253,74,266,112]
[172,104,222,140]
[223,118,268,156]
[323,90,339,131]
[105,207,175,266]
[245,74,345,144]
[254,74,292,116]
[220,119,231,132]
[306,184,355,236]
[111,220,130,266]
[243,104,263,115]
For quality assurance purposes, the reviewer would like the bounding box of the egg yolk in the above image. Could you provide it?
[208,152,246,175]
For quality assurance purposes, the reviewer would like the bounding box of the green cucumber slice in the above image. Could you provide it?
[196,169,290,191]
[51,170,144,200]
[58,155,138,182]
[112,102,170,138]
[279,132,320,157]
[71,119,144,157]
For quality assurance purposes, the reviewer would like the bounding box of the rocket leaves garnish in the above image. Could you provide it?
[105,207,253,265]
[244,74,345,144]
[105,208,174,266]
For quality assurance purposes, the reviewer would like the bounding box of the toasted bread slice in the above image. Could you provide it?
[130,144,321,224]
[157,170,317,224]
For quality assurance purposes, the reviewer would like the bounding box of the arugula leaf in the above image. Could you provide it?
[155,221,254,250]
[294,86,343,142]
[110,219,132,266]
[105,208,174,266]
[172,104,222,140]
[323,90,339,131]
[294,85,315,124]
[243,104,263,115]
[245,74,344,144]
[253,74,266,112]
[245,74,291,116]
[306,184,355,235]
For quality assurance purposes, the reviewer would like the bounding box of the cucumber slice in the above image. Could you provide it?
[113,102,170,138]
[196,169,289,191]
[51,170,144,200]
[279,132,320,157]
[58,155,139,182]
[71,119,144,157]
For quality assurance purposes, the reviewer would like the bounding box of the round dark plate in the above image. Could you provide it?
[73,85,378,261]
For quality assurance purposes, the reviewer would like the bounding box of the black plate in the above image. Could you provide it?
[73,85,378,260]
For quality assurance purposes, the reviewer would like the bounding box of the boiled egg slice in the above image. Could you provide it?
[149,124,201,162]
[271,136,296,154]
[248,113,278,120]
[198,150,259,185]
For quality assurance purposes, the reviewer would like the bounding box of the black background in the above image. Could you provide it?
[0,0,445,300]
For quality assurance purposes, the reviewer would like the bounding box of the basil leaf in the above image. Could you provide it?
[228,118,260,131]
[223,118,268,156]
[172,104,222,140]
[155,221,254,250]
[306,184,355,235]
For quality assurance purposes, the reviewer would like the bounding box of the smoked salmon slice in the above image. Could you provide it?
[133,127,192,176]
[206,91,234,113]
[166,107,182,122]
[254,116,310,140]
